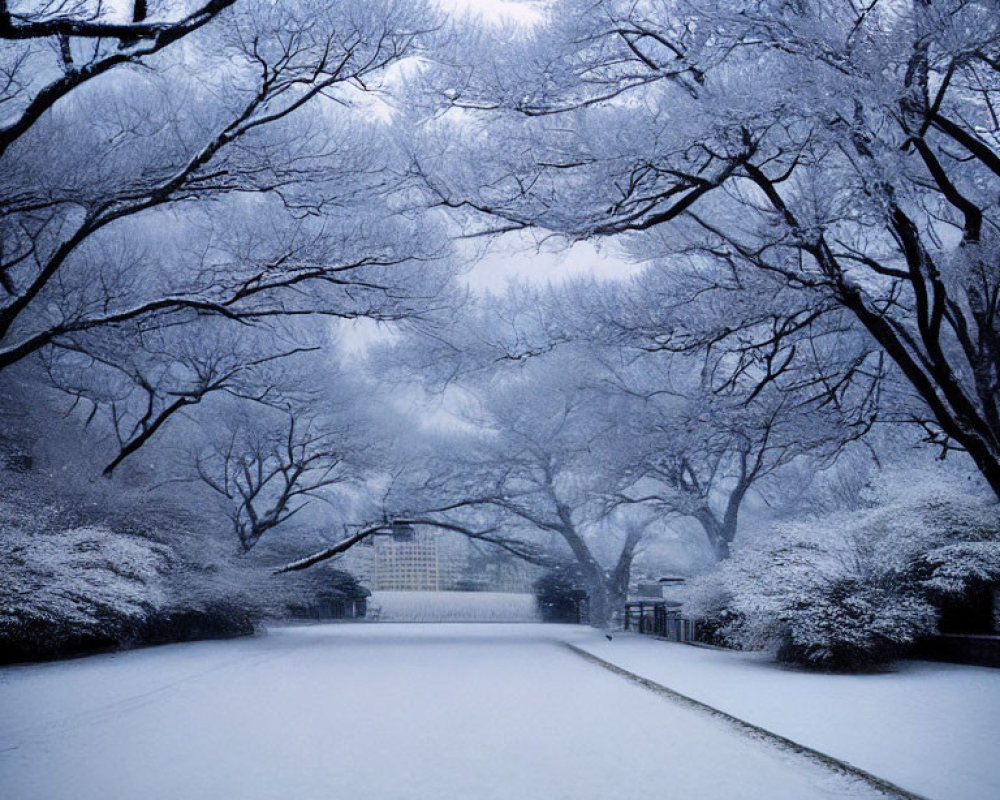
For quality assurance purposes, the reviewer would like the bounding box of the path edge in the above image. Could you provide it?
[561,642,933,800]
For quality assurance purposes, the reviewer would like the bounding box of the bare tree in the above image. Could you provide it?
[194,408,355,552]
[269,338,656,623]
[0,0,237,158]
[611,389,840,559]
[388,275,868,560]
[43,320,318,476]
[1,0,445,381]
[417,0,1000,498]
[380,351,664,626]
[564,273,880,558]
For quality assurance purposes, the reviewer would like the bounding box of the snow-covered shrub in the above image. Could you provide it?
[0,374,269,662]
[917,542,1000,596]
[718,528,936,669]
[116,502,268,642]
[682,568,738,646]
[0,522,173,661]
[688,488,1000,670]
[902,500,1000,600]
[264,562,370,620]
[0,469,267,662]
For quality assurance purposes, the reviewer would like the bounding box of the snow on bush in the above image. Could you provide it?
[717,525,936,669]
[918,542,1000,595]
[0,470,267,662]
[903,498,1000,598]
[686,487,1000,670]
[0,520,173,659]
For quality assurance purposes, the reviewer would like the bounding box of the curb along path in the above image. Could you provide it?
[562,643,932,800]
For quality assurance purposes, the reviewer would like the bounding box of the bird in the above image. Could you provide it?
[605,634,613,641]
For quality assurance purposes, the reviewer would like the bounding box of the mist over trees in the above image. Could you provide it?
[418,0,1000,498]
[2,0,999,658]
[2,0,453,471]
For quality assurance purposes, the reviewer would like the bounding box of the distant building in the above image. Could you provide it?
[374,530,443,591]
[339,526,540,593]
[347,528,465,591]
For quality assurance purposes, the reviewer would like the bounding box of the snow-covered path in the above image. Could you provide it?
[2,624,888,800]
[569,632,1000,800]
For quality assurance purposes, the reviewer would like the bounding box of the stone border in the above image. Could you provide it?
[562,642,933,800]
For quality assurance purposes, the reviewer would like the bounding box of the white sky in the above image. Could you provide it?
[461,231,643,293]
[432,0,547,26]
[338,231,642,362]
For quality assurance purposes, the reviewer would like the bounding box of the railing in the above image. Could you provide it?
[623,601,693,642]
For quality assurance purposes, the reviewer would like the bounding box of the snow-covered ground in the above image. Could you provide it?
[3,623,895,800]
[368,590,539,622]
[565,630,1000,800]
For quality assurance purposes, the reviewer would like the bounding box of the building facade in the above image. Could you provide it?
[340,527,541,593]
[372,531,451,591]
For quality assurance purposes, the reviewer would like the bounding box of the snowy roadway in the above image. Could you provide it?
[2,624,904,800]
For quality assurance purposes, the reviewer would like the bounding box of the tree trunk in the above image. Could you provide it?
[695,509,735,561]
[584,571,614,628]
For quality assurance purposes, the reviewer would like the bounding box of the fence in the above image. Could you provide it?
[623,601,694,642]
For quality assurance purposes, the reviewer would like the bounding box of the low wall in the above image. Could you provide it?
[368,591,540,623]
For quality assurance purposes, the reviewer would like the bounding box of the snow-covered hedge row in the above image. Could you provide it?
[0,525,260,664]
[0,474,382,662]
[686,491,1000,670]
[0,471,265,663]
[1,522,170,660]
[0,376,372,663]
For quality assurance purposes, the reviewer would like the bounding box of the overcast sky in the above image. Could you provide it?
[461,231,642,293]
[433,0,546,26]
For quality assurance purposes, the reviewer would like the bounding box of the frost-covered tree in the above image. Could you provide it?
[339,321,686,624]
[43,319,321,476]
[607,377,845,560]
[190,397,364,553]
[426,355,656,626]
[547,273,871,558]
[0,414,270,663]
[419,0,1000,498]
[1,0,453,475]
[395,276,862,560]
